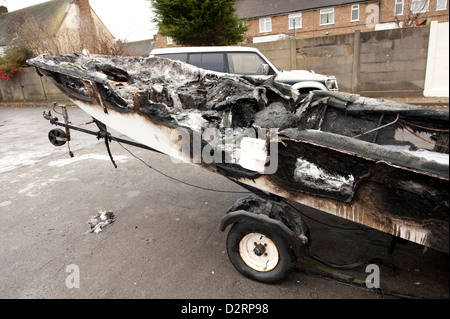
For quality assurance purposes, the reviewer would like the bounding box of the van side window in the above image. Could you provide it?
[188,53,225,73]
[157,53,188,63]
[227,53,273,75]
[202,53,225,72]
[189,53,202,69]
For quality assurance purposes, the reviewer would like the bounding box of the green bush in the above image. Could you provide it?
[0,47,33,81]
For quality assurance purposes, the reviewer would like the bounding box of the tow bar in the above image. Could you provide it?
[43,103,161,166]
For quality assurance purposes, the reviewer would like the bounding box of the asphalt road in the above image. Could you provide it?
[0,105,448,303]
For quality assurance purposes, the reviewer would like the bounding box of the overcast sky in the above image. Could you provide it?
[1,0,157,42]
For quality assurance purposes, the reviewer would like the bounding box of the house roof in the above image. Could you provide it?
[235,0,373,19]
[0,0,73,46]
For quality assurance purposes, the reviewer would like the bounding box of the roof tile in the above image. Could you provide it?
[0,0,71,46]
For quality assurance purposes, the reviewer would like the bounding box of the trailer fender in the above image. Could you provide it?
[220,210,309,258]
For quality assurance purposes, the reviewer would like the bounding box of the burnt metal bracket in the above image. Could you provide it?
[92,118,117,168]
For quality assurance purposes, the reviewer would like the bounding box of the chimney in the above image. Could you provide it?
[74,0,91,17]
[73,0,96,51]
[74,0,94,30]
[0,6,8,15]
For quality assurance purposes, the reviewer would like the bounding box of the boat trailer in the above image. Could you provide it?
[42,101,448,284]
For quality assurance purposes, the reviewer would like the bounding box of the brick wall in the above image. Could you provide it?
[154,32,177,49]
[380,0,450,25]
[248,2,380,41]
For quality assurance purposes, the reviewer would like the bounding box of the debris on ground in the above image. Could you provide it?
[88,210,115,233]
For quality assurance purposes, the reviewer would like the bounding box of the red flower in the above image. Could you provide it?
[0,61,23,81]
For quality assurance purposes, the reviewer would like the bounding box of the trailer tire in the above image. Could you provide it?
[48,128,67,146]
[226,221,297,283]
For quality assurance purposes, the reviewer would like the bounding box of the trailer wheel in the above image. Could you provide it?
[226,221,297,283]
[48,128,67,146]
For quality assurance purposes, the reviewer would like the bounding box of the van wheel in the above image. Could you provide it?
[226,221,297,283]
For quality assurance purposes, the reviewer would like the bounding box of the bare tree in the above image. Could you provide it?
[384,0,431,27]
[9,15,64,55]
[8,11,124,57]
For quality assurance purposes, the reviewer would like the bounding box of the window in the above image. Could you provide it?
[436,0,447,10]
[320,8,335,25]
[259,17,272,33]
[188,53,225,73]
[289,13,302,29]
[351,4,359,21]
[395,0,404,15]
[189,54,202,68]
[158,53,187,63]
[201,53,225,72]
[411,0,429,13]
[227,52,274,75]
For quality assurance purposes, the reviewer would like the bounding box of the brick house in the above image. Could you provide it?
[155,0,448,47]
[0,0,115,55]
[238,0,449,42]
[378,0,449,28]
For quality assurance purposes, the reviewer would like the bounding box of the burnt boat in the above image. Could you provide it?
[28,53,448,283]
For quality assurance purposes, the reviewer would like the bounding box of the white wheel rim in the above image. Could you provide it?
[239,233,279,272]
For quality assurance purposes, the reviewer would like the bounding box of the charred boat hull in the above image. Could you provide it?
[28,53,449,253]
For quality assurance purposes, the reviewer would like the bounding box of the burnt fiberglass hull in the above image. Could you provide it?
[28,53,449,253]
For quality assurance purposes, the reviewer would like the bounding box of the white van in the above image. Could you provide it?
[150,46,338,97]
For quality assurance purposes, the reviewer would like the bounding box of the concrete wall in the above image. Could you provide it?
[357,26,429,94]
[247,40,296,71]
[296,33,355,91]
[0,67,70,102]
[251,25,434,96]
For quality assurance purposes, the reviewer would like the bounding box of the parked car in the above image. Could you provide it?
[150,46,338,98]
